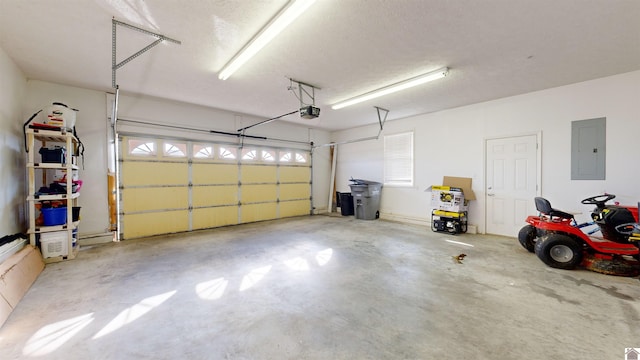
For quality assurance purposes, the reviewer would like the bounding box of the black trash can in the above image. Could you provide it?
[339,192,354,216]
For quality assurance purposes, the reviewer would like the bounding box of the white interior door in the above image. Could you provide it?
[486,134,539,237]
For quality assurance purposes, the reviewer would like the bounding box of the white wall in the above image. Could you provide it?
[25,81,111,238]
[24,83,331,241]
[0,46,27,236]
[113,92,331,214]
[333,70,640,234]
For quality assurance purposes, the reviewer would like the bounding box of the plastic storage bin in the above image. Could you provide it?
[349,179,383,220]
[40,231,68,258]
[41,207,67,226]
[39,146,66,163]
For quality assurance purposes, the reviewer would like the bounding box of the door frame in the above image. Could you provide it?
[483,131,542,235]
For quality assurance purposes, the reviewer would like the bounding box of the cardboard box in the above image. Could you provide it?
[430,185,467,212]
[0,245,45,328]
[427,176,476,212]
[442,176,476,200]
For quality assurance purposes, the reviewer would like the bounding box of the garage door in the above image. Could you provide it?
[119,136,311,239]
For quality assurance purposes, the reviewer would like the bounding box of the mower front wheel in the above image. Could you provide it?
[534,234,583,270]
[518,225,537,253]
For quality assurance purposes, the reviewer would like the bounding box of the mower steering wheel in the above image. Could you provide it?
[581,194,616,208]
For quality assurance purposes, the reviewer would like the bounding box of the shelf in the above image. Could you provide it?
[26,128,75,143]
[28,192,80,201]
[28,221,80,234]
[27,162,79,170]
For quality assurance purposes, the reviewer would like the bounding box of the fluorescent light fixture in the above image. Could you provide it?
[331,67,449,110]
[218,0,316,80]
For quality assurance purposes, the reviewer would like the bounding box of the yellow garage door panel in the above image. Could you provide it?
[192,206,238,230]
[280,200,310,217]
[122,187,188,212]
[192,186,238,207]
[242,184,277,203]
[122,162,188,186]
[192,163,238,185]
[279,183,310,201]
[123,210,189,239]
[280,166,310,182]
[243,165,277,183]
[242,203,277,223]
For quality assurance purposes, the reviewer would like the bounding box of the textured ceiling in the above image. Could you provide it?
[1,0,639,131]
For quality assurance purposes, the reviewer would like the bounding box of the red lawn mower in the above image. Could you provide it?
[518,194,640,276]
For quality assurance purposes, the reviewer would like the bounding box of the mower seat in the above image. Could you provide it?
[534,197,574,220]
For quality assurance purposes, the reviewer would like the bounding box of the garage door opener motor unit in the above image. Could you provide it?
[299,105,320,119]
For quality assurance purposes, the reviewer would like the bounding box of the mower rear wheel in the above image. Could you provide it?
[518,225,537,252]
[535,234,583,270]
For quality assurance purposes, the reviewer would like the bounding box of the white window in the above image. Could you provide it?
[279,152,293,162]
[163,142,186,157]
[384,132,413,186]
[219,147,237,160]
[295,152,307,163]
[242,149,258,161]
[129,139,156,156]
[262,150,276,162]
[193,144,214,159]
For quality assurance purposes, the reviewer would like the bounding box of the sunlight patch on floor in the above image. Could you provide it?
[316,248,333,266]
[92,290,176,339]
[445,239,474,247]
[239,265,272,291]
[196,277,228,300]
[284,257,310,271]
[23,313,94,357]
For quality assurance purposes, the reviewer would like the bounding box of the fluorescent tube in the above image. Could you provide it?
[218,0,316,80]
[331,67,449,110]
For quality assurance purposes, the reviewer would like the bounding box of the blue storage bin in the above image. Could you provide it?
[42,207,67,226]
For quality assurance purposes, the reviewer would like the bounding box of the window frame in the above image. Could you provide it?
[128,138,157,157]
[383,131,414,187]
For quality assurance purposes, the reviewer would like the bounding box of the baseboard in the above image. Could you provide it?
[313,207,328,215]
[380,213,430,226]
[78,232,114,246]
[380,212,477,234]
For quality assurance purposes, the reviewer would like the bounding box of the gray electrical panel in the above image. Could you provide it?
[571,117,606,180]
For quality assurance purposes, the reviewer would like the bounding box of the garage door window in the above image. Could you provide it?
[219,147,237,160]
[193,144,214,159]
[295,153,307,163]
[129,139,156,156]
[280,152,293,162]
[163,142,187,157]
[279,151,307,163]
[262,150,276,162]
[242,148,258,161]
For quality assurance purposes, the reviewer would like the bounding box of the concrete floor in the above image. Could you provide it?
[0,215,639,359]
